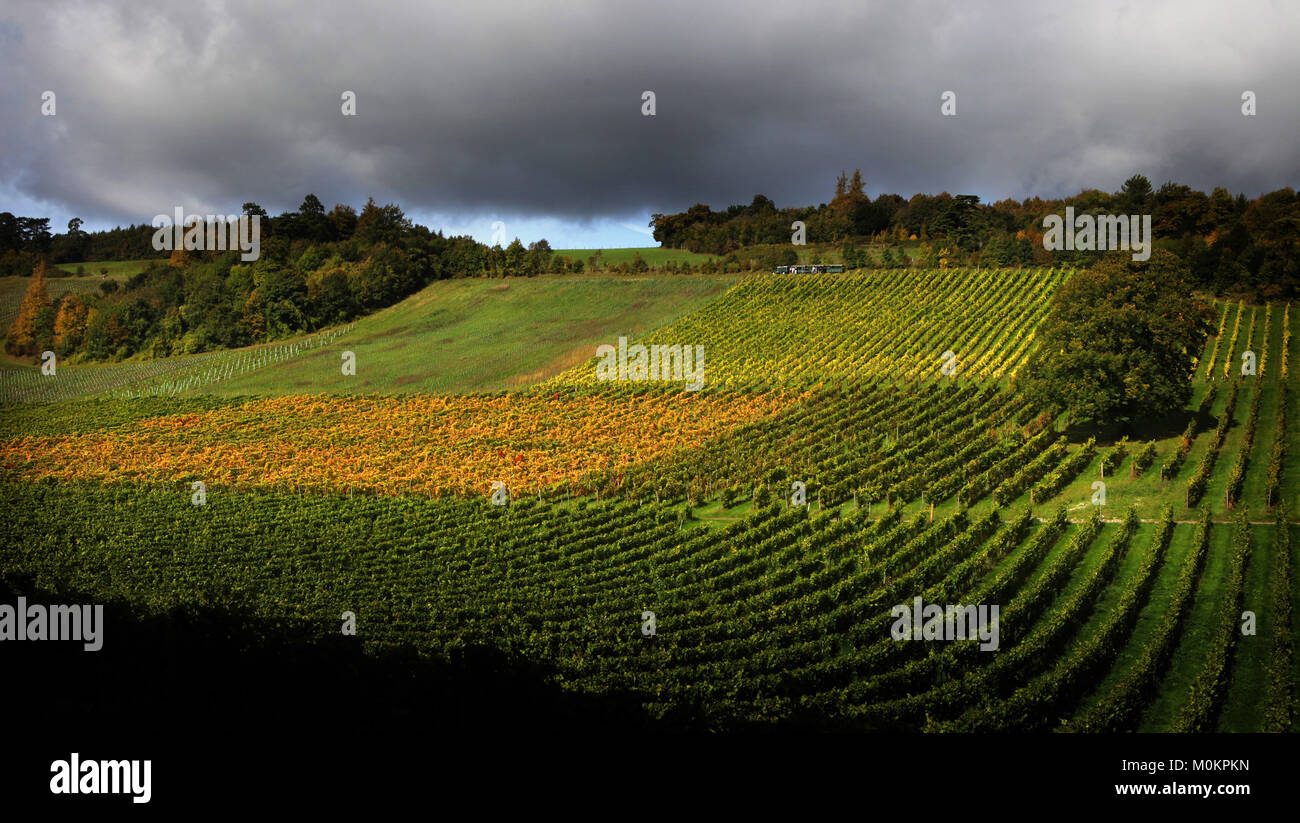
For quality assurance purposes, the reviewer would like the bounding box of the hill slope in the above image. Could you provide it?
[1,266,1295,733]
[0,274,737,403]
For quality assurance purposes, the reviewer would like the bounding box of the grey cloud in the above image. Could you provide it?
[1,0,1296,229]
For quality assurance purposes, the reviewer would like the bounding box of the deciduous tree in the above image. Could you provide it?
[1018,250,1213,428]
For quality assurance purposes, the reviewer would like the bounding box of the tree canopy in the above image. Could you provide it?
[648,173,1300,298]
[1017,249,1214,428]
[4,261,54,356]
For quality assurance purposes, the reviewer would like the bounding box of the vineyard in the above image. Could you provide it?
[0,325,354,405]
[549,268,1069,388]
[1,267,1297,732]
[0,391,795,497]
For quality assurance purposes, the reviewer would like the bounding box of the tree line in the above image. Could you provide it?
[0,195,566,277]
[651,173,1300,298]
[2,193,754,363]
[2,196,578,362]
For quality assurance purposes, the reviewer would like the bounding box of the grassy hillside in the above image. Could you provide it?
[554,247,716,266]
[201,274,737,396]
[0,273,737,402]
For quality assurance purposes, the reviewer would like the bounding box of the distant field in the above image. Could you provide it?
[64,258,160,277]
[554,247,716,265]
[721,241,922,266]
[602,243,920,267]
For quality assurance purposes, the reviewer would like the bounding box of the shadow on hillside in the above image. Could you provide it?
[1062,405,1205,446]
[0,575,666,743]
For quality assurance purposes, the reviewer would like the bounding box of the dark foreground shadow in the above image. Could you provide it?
[1063,406,1201,446]
[0,575,663,745]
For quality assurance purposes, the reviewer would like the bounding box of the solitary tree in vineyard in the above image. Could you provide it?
[1018,249,1213,428]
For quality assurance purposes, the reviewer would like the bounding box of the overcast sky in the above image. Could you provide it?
[2,0,1297,248]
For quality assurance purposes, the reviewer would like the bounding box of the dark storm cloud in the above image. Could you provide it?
[1,0,1297,230]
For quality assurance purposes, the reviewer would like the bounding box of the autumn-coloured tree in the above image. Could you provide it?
[52,292,90,351]
[242,291,267,340]
[830,169,868,218]
[825,169,874,241]
[5,261,54,356]
[849,169,865,197]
